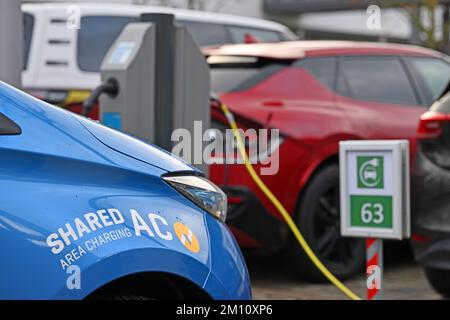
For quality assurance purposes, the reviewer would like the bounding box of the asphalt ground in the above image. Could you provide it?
[245,242,442,300]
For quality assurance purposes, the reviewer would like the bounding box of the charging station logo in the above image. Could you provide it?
[173,222,200,253]
[357,156,384,189]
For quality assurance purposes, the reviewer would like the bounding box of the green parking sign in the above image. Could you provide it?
[350,195,392,228]
[339,141,410,240]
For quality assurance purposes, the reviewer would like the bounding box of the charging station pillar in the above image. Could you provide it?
[99,13,210,173]
[0,0,22,87]
[140,14,175,151]
[100,23,156,142]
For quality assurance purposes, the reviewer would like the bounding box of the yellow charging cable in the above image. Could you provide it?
[219,102,362,301]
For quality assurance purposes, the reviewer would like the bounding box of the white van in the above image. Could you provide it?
[22,2,295,109]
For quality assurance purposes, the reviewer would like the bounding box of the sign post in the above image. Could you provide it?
[366,238,383,300]
[339,140,410,300]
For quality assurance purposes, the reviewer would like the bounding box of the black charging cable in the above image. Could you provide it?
[82,78,119,116]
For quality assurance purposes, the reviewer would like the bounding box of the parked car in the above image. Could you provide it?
[0,81,251,300]
[22,2,296,118]
[205,41,450,281]
[412,87,450,297]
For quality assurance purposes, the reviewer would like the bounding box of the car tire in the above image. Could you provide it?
[285,164,365,282]
[425,267,450,297]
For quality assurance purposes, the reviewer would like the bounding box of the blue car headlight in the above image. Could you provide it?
[162,175,227,222]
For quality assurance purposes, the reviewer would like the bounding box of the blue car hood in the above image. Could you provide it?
[72,113,196,174]
[0,81,195,174]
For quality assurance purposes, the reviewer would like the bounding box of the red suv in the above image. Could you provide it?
[206,41,450,281]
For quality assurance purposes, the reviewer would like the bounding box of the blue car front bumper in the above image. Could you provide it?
[203,214,252,300]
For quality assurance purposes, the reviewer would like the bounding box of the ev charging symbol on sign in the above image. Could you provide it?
[358,156,383,189]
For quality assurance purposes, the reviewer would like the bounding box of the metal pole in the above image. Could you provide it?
[367,238,384,300]
[0,0,22,88]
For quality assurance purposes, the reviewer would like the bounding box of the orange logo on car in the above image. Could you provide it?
[173,222,200,253]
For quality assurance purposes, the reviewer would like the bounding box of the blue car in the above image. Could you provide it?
[0,82,251,300]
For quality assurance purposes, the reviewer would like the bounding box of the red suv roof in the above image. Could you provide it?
[203,40,444,60]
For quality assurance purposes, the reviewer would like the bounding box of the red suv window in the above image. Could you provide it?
[408,57,450,101]
[293,57,337,90]
[338,57,420,106]
[210,62,286,93]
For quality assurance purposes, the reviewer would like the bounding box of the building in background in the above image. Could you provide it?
[25,0,450,50]
[262,0,448,47]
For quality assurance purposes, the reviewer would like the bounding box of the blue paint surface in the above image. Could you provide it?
[0,82,251,300]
